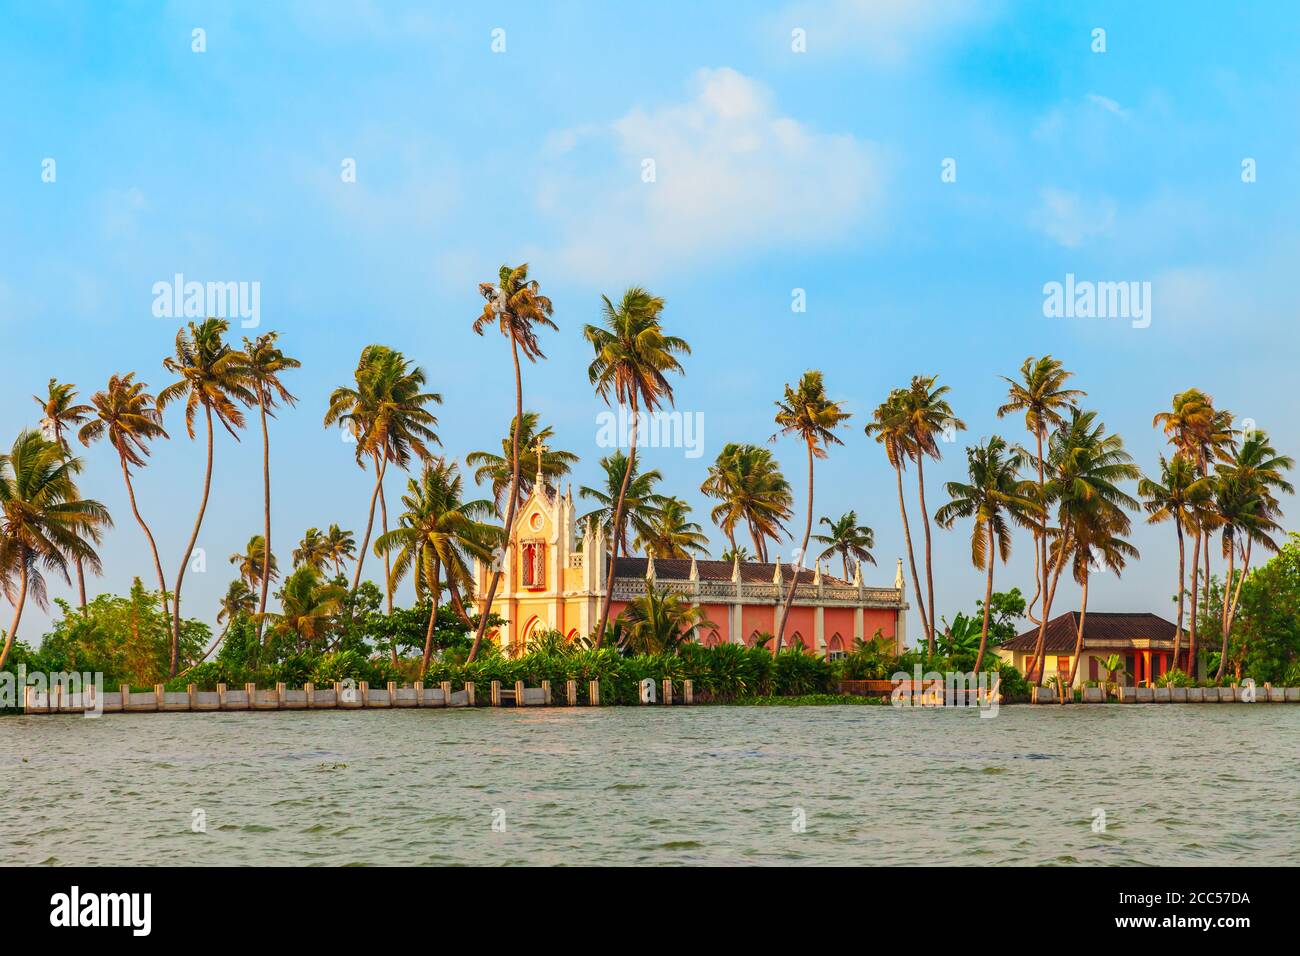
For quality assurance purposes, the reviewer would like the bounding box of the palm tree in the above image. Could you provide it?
[1152,388,1236,674]
[229,534,279,592]
[1040,409,1141,684]
[617,587,717,654]
[897,375,965,649]
[465,265,557,663]
[266,566,346,652]
[634,496,709,559]
[720,545,753,562]
[217,578,256,635]
[241,332,299,640]
[583,287,689,644]
[78,373,171,614]
[466,411,578,512]
[324,345,441,609]
[996,356,1084,682]
[579,452,669,554]
[935,436,1038,672]
[771,370,851,651]
[158,318,255,676]
[812,510,876,580]
[1139,455,1211,671]
[33,378,95,606]
[323,524,356,577]
[293,528,330,572]
[0,430,111,668]
[1063,503,1139,689]
[865,391,931,649]
[374,458,497,671]
[700,443,793,560]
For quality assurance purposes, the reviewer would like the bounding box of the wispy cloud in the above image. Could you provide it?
[1086,93,1131,120]
[1031,187,1116,248]
[772,0,984,63]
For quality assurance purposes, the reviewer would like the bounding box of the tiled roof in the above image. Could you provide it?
[613,556,849,586]
[1000,612,1178,652]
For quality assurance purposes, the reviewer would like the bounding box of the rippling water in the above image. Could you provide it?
[3,704,1297,866]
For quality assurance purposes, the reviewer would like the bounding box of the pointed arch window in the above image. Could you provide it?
[521,539,546,589]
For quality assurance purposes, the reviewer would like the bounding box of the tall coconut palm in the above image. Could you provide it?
[1152,388,1236,675]
[583,287,689,644]
[324,345,441,610]
[33,378,95,606]
[700,442,793,561]
[865,392,930,649]
[0,430,111,668]
[374,458,497,671]
[812,511,876,580]
[771,370,850,651]
[996,356,1084,682]
[1139,455,1211,671]
[241,332,300,639]
[466,411,578,512]
[579,452,669,554]
[465,264,556,662]
[634,496,709,559]
[935,436,1038,672]
[1063,508,1138,688]
[897,375,965,650]
[158,318,255,676]
[229,534,279,592]
[78,373,171,614]
[293,528,330,572]
[323,524,356,577]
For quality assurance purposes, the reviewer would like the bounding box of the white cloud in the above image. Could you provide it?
[1031,187,1116,248]
[774,0,983,63]
[1086,93,1131,120]
[540,68,883,282]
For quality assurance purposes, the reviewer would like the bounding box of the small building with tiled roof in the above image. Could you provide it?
[995,611,1189,687]
[472,475,907,657]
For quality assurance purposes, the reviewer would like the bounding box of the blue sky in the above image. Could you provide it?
[2,0,1297,642]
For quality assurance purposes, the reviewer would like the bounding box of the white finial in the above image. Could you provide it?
[731,553,742,583]
[688,554,699,582]
[645,552,656,582]
[894,557,904,591]
[772,560,783,585]
[813,562,822,586]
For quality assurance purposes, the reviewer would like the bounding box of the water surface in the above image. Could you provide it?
[3,705,1295,865]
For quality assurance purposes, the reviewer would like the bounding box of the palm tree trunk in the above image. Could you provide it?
[1214,540,1237,682]
[915,454,937,652]
[469,337,525,661]
[1027,430,1049,683]
[171,403,216,677]
[775,439,815,653]
[594,396,638,647]
[1187,530,1202,678]
[747,517,765,562]
[1066,570,1090,688]
[75,556,87,609]
[117,450,170,612]
[973,523,995,673]
[1203,535,1212,676]
[351,448,389,590]
[843,554,849,581]
[893,461,930,649]
[256,388,272,642]
[422,556,441,672]
[1224,539,1252,680]
[377,456,393,617]
[0,562,28,668]
[1172,520,1186,671]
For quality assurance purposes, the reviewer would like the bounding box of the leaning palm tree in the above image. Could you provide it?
[1139,455,1211,671]
[465,265,557,663]
[812,510,876,580]
[865,391,930,648]
[0,430,111,668]
[33,378,95,606]
[700,442,793,560]
[771,370,851,651]
[579,452,670,555]
[374,458,497,671]
[935,436,1038,672]
[78,373,171,611]
[241,332,300,640]
[897,375,965,650]
[466,411,578,512]
[217,578,256,635]
[583,287,689,644]
[634,496,709,559]
[323,524,356,577]
[324,345,441,606]
[157,318,255,676]
[293,528,330,572]
[229,534,279,593]
[996,356,1084,681]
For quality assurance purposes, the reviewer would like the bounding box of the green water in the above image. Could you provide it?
[3,704,1296,865]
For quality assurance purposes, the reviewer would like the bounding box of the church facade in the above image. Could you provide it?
[472,480,909,658]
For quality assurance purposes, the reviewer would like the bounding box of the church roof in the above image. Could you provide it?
[1000,612,1178,653]
[613,556,850,586]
